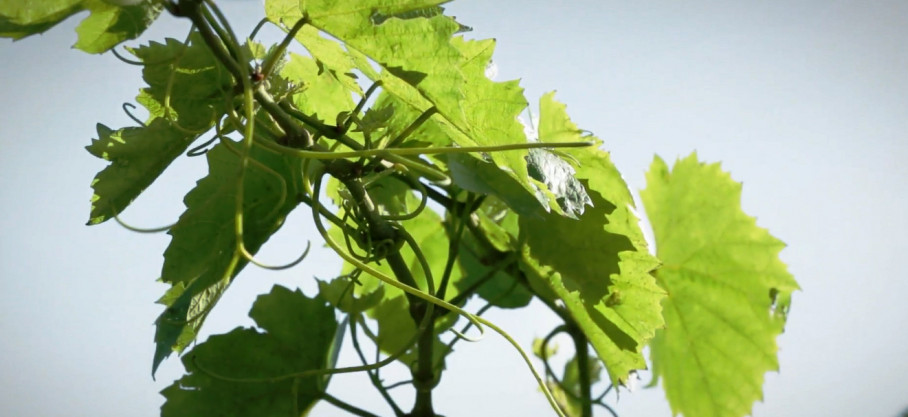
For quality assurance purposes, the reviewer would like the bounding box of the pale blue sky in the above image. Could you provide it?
[1,1,906,416]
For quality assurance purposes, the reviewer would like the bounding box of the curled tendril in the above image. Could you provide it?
[307,170,567,417]
[241,240,311,271]
[111,207,176,233]
[342,80,384,134]
[373,173,429,222]
[122,102,146,126]
[186,134,219,157]
[110,47,146,66]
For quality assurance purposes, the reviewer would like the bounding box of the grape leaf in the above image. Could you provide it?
[85,119,196,224]
[0,0,161,52]
[281,53,357,123]
[152,141,303,374]
[521,93,664,385]
[130,30,233,131]
[267,0,544,210]
[641,154,799,417]
[161,285,339,417]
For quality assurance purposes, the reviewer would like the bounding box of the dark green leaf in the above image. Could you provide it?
[153,141,303,374]
[130,30,233,131]
[161,285,338,417]
[85,119,196,225]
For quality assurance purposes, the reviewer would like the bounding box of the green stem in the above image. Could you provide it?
[350,314,406,417]
[567,327,594,417]
[322,393,383,417]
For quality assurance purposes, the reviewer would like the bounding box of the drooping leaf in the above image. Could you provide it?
[0,0,161,52]
[161,285,339,417]
[152,141,303,374]
[521,93,664,385]
[85,119,196,224]
[641,154,798,417]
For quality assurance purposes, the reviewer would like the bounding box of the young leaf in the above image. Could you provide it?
[161,286,339,417]
[152,141,303,374]
[521,93,664,385]
[641,154,799,417]
[86,119,197,224]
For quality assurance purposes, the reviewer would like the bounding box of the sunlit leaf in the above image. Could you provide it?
[0,0,161,52]
[521,93,664,385]
[641,154,799,417]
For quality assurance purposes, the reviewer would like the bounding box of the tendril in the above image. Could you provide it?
[242,240,311,271]
[309,170,567,417]
[248,18,269,41]
[111,207,176,233]
[374,172,428,222]
[186,134,219,157]
[260,16,308,81]
[110,47,147,66]
[122,102,146,126]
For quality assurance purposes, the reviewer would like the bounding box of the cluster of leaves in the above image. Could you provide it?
[4,1,798,416]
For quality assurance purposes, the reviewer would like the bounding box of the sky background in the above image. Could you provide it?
[1,0,907,416]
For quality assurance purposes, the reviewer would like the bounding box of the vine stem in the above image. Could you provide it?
[309,171,568,417]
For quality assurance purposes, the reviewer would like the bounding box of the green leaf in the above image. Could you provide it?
[75,0,163,54]
[130,30,233,131]
[281,53,357,123]
[0,0,161,52]
[161,285,339,417]
[152,141,303,375]
[444,153,546,218]
[641,154,799,417]
[521,93,664,385]
[85,119,196,225]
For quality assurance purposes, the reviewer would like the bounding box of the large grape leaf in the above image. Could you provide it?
[152,141,303,374]
[521,93,664,385]
[265,0,543,211]
[641,154,799,417]
[161,285,339,417]
[85,119,196,224]
[0,0,161,53]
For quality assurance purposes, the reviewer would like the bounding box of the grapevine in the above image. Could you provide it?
[2,1,798,416]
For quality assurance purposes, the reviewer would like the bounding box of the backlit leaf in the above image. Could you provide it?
[641,154,799,417]
[521,93,664,385]
[0,0,161,52]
